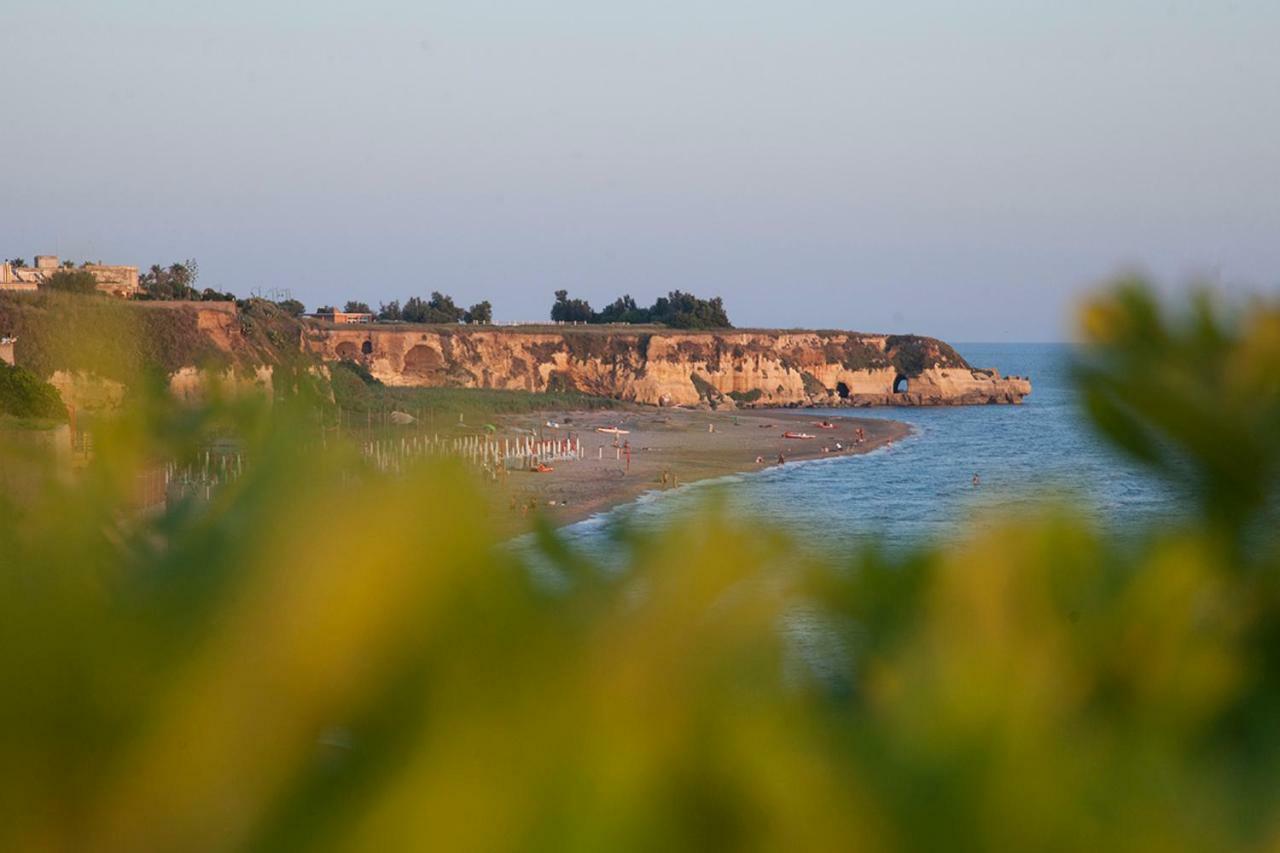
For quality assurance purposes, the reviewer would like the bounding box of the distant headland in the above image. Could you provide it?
[1,252,1029,408]
[307,323,1031,408]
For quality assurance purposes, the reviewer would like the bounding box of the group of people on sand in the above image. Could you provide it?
[510,494,570,516]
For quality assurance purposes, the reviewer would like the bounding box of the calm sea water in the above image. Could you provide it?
[554,343,1183,562]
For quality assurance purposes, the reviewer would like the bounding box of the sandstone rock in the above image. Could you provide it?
[306,326,1031,407]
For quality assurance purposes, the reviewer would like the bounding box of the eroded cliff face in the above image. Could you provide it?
[308,326,1031,407]
[0,297,298,413]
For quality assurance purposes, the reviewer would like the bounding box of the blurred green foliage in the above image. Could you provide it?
[0,282,1277,851]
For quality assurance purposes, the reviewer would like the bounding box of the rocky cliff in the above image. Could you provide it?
[0,292,1031,411]
[307,325,1031,407]
[0,294,308,411]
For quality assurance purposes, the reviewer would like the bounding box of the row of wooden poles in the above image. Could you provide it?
[362,434,585,474]
[132,452,248,508]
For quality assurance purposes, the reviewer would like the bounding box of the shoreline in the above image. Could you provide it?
[488,407,912,536]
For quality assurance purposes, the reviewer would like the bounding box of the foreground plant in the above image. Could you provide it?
[0,281,1277,851]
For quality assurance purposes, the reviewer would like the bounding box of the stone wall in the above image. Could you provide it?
[1,257,139,296]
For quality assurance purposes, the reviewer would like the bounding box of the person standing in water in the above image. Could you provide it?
[972,472,981,487]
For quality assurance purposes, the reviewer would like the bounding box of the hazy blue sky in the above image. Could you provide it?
[3,0,1278,340]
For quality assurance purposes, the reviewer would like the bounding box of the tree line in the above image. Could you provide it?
[325,294,493,325]
[550,289,732,329]
[9,256,732,329]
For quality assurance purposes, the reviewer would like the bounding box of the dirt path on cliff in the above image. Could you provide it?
[487,408,911,535]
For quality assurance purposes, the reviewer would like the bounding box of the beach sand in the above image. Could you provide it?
[489,408,910,534]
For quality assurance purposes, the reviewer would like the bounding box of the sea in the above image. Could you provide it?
[548,343,1185,565]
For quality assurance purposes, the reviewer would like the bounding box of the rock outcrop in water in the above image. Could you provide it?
[307,325,1031,407]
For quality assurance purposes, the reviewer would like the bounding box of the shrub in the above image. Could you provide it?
[3,281,1280,852]
[800,371,827,397]
[689,371,719,400]
[41,269,99,295]
[0,362,67,420]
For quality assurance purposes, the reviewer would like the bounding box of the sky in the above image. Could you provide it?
[2,0,1278,341]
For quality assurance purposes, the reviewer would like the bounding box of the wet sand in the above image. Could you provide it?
[490,408,910,533]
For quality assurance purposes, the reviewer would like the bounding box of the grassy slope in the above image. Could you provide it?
[329,362,623,428]
[0,293,305,382]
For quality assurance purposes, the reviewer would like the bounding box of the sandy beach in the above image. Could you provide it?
[490,407,910,533]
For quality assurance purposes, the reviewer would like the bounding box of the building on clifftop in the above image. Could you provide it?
[309,309,373,325]
[1,255,139,297]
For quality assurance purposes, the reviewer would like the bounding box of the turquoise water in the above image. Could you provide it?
[554,344,1183,561]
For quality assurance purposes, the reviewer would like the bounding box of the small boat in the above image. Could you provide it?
[595,427,631,435]
[782,431,816,440]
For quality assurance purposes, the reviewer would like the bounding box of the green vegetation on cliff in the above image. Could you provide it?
[884,334,970,374]
[551,289,733,328]
[0,363,67,422]
[329,359,621,426]
[0,292,305,383]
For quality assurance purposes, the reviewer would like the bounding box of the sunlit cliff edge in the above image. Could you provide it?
[307,323,1031,407]
[0,295,1030,411]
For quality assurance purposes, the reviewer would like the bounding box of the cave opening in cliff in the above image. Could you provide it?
[894,375,909,394]
[335,342,359,361]
[361,340,373,355]
[836,381,850,399]
[404,344,444,376]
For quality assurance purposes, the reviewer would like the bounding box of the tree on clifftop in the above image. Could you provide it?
[549,289,732,328]
[402,292,466,324]
[344,301,372,314]
[650,290,731,329]
[464,301,493,324]
[596,294,645,324]
[550,290,593,323]
[139,260,200,300]
[377,300,402,322]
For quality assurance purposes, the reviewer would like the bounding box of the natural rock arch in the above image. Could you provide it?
[836,381,850,399]
[893,375,909,394]
[403,344,444,376]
